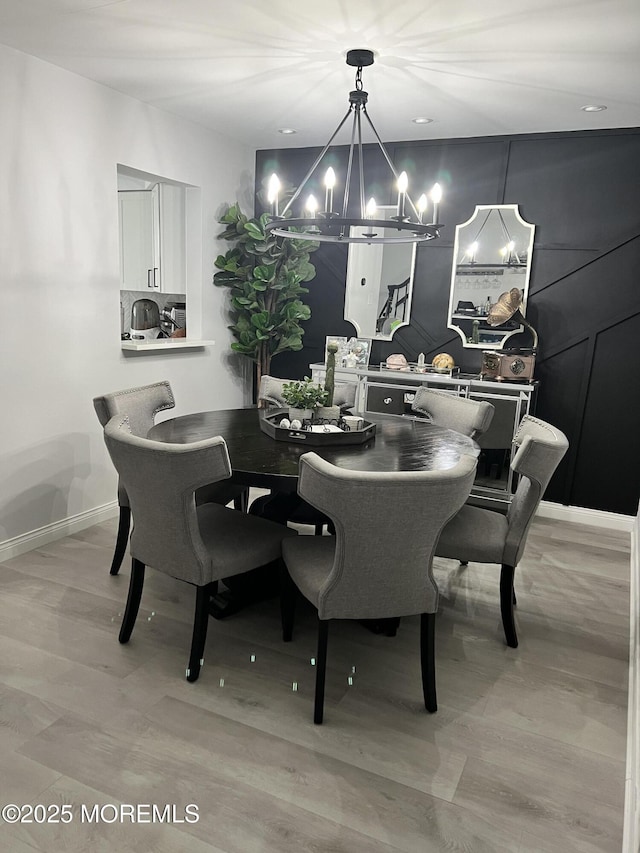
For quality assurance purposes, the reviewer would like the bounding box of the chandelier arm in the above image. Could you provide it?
[497,210,513,242]
[342,110,359,218]
[356,108,366,218]
[279,106,354,217]
[361,107,420,221]
[472,212,491,243]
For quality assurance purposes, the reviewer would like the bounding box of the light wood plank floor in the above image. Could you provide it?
[0,506,629,852]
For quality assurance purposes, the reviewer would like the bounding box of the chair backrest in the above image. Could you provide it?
[103,415,232,584]
[504,415,569,566]
[411,387,495,439]
[259,375,356,412]
[296,451,478,620]
[93,381,174,437]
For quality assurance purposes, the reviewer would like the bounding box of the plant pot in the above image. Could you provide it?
[316,405,341,422]
[288,407,313,422]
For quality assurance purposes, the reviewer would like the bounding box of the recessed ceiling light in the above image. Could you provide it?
[412,117,433,124]
[581,104,607,112]
[278,128,297,135]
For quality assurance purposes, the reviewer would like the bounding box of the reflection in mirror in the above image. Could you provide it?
[344,206,417,340]
[447,205,535,349]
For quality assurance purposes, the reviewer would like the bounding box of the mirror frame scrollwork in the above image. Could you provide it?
[447,204,535,349]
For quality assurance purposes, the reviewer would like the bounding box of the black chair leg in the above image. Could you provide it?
[500,564,518,648]
[234,487,249,513]
[186,583,214,683]
[420,612,437,713]
[512,588,517,606]
[119,558,145,643]
[314,619,329,725]
[280,562,297,642]
[314,524,324,536]
[110,506,131,575]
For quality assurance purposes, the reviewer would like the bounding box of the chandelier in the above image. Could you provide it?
[264,49,443,245]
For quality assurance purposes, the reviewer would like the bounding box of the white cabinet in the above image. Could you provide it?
[118,183,185,293]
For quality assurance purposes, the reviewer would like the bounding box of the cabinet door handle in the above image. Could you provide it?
[153,267,159,288]
[147,269,152,289]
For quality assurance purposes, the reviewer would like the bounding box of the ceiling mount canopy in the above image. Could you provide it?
[264,49,443,245]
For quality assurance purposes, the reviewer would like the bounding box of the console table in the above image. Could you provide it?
[309,362,538,507]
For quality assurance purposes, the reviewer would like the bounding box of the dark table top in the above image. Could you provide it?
[148,408,479,493]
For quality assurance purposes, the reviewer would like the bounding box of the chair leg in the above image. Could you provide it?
[420,612,437,713]
[119,558,145,643]
[314,619,329,725]
[512,588,517,607]
[110,506,131,575]
[234,487,249,513]
[500,564,518,648]
[314,523,324,536]
[280,562,297,642]
[459,560,468,567]
[186,583,214,683]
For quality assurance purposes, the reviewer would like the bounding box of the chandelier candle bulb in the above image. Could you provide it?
[417,193,428,223]
[267,173,280,217]
[306,194,318,217]
[366,197,377,219]
[430,182,442,224]
[469,241,478,263]
[324,167,336,213]
[396,171,408,219]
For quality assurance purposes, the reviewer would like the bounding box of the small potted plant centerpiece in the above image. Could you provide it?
[281,377,328,423]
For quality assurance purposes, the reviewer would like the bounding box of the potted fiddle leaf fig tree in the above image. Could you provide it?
[213,203,319,391]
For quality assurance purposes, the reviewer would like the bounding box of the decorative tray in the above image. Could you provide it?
[259,411,376,446]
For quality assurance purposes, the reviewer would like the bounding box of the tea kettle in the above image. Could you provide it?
[130,299,161,341]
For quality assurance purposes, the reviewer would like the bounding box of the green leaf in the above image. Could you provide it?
[244,220,266,240]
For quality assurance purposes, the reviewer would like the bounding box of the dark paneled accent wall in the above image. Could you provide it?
[255,129,640,515]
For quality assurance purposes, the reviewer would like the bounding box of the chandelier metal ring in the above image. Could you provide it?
[265,217,440,244]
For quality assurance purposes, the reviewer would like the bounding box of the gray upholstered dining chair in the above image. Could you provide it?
[102,415,296,681]
[435,415,569,648]
[280,451,478,723]
[93,381,248,576]
[411,387,495,439]
[254,374,357,535]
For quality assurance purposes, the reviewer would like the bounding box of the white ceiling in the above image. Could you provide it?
[1,0,638,150]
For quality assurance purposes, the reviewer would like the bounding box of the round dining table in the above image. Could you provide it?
[149,407,479,621]
[148,406,479,492]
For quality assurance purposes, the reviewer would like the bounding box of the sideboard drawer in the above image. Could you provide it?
[366,384,408,415]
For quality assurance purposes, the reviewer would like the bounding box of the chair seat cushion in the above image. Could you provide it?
[197,503,296,581]
[435,504,508,564]
[282,535,336,608]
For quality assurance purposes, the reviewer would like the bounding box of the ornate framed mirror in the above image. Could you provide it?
[447,204,535,349]
[344,206,417,340]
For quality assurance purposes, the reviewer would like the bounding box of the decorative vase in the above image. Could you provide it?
[288,407,312,422]
[316,405,340,421]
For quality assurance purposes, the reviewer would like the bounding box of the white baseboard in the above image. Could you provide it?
[623,513,640,852]
[538,500,635,532]
[0,502,119,562]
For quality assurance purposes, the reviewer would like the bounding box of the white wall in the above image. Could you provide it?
[0,43,255,550]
